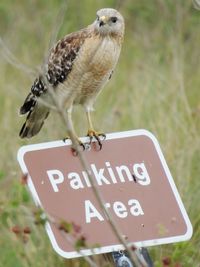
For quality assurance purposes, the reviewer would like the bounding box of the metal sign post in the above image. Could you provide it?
[17,130,192,260]
[112,248,154,267]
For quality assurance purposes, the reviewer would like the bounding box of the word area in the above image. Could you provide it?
[85,199,144,223]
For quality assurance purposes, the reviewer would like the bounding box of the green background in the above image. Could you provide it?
[0,1,199,266]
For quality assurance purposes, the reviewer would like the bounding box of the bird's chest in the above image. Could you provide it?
[84,37,119,77]
[75,37,120,100]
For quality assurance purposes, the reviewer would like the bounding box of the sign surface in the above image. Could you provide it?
[17,130,192,258]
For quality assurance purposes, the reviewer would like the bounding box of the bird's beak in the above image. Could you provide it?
[99,16,108,27]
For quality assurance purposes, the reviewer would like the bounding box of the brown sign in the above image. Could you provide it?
[17,130,192,258]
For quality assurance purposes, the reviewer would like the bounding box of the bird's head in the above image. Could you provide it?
[93,8,125,38]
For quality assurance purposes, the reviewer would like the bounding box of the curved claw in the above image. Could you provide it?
[71,141,91,156]
[79,143,86,151]
[99,133,106,141]
[63,137,69,143]
[71,143,85,156]
[93,134,102,150]
[87,130,106,150]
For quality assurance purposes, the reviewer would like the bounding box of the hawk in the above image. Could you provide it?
[19,8,125,148]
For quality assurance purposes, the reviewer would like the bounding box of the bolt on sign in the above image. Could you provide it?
[17,130,192,258]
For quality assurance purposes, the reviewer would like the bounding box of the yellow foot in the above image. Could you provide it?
[87,130,106,150]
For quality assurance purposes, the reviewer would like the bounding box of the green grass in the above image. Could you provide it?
[0,0,200,266]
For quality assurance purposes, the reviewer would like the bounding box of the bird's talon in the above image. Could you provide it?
[95,135,101,147]
[63,137,69,143]
[71,140,88,155]
[99,133,106,140]
[97,140,103,150]
[87,130,105,150]
[80,143,86,151]
[93,138,102,151]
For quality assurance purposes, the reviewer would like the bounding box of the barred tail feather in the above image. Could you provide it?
[19,104,49,138]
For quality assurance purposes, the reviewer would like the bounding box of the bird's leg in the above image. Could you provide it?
[86,109,106,150]
[64,108,86,151]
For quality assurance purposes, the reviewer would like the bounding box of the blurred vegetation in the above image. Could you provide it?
[0,0,200,266]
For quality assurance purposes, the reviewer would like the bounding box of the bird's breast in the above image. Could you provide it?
[82,36,121,75]
[59,35,121,107]
[76,36,121,102]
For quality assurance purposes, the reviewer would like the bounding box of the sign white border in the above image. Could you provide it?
[17,129,193,258]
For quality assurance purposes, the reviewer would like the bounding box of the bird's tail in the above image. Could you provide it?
[19,103,49,138]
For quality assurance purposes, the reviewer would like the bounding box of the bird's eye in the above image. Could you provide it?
[111,17,118,23]
[96,15,100,21]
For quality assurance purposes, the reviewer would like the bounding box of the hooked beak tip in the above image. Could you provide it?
[99,21,105,27]
[99,15,108,27]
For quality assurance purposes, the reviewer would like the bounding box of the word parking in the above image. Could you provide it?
[47,161,151,192]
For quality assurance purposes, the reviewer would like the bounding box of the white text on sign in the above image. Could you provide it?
[46,162,150,191]
[85,199,144,223]
[46,162,150,223]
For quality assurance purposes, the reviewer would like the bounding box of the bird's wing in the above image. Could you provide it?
[47,29,89,87]
[20,28,90,115]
